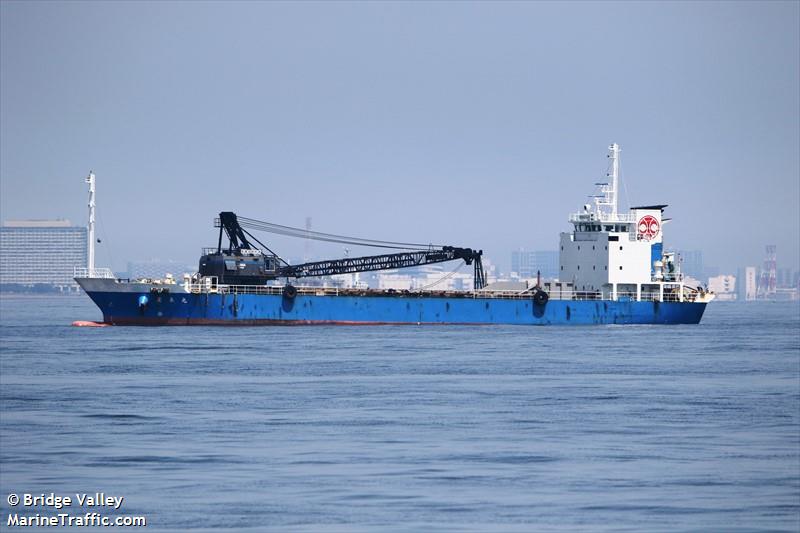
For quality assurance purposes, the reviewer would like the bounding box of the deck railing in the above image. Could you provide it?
[181,281,695,302]
[568,212,637,223]
[73,267,115,279]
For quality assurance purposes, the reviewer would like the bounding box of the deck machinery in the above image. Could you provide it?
[199,212,486,289]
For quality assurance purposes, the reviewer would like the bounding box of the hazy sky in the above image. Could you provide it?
[2,1,798,274]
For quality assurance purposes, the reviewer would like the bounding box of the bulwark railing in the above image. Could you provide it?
[74,267,116,279]
[181,281,696,303]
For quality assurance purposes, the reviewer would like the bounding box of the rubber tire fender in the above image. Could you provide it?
[534,290,549,306]
[283,284,298,299]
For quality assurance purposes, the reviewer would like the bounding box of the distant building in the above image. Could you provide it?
[676,250,704,280]
[376,265,470,291]
[703,265,720,279]
[757,245,777,299]
[374,259,496,291]
[330,272,369,289]
[773,287,800,301]
[708,275,736,301]
[0,220,87,290]
[127,259,195,280]
[744,267,757,301]
[776,268,799,289]
[511,250,558,279]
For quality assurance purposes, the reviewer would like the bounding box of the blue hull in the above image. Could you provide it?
[83,290,708,325]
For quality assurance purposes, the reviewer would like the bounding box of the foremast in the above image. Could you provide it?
[74,171,114,280]
[85,171,95,273]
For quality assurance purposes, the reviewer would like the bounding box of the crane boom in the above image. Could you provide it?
[199,212,487,289]
[279,247,485,289]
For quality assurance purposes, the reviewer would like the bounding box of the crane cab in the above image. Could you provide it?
[198,249,280,285]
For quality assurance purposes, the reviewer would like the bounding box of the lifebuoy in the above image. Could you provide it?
[533,290,549,306]
[283,285,297,299]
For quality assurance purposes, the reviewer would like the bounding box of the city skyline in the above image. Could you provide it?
[4,213,795,286]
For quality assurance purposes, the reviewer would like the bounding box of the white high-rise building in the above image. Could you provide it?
[0,220,87,289]
[745,267,757,301]
[708,275,736,301]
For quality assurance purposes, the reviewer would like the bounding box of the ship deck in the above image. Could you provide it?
[177,283,697,303]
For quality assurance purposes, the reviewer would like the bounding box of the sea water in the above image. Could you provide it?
[1,295,798,531]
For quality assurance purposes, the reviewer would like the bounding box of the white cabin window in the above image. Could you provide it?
[619,266,623,270]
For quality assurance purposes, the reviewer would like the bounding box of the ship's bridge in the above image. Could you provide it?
[558,144,693,302]
[569,210,637,237]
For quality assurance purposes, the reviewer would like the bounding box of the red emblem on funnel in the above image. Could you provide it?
[637,215,660,241]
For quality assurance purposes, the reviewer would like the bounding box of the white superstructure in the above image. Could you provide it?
[559,144,712,303]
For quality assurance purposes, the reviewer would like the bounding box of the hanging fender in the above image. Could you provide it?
[533,290,549,306]
[283,284,298,299]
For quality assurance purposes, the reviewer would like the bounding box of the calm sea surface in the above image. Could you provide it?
[1,295,798,532]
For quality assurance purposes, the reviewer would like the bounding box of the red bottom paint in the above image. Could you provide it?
[72,320,110,327]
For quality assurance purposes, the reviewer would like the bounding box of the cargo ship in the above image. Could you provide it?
[75,144,713,325]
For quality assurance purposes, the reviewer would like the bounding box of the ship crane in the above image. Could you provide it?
[199,212,486,290]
